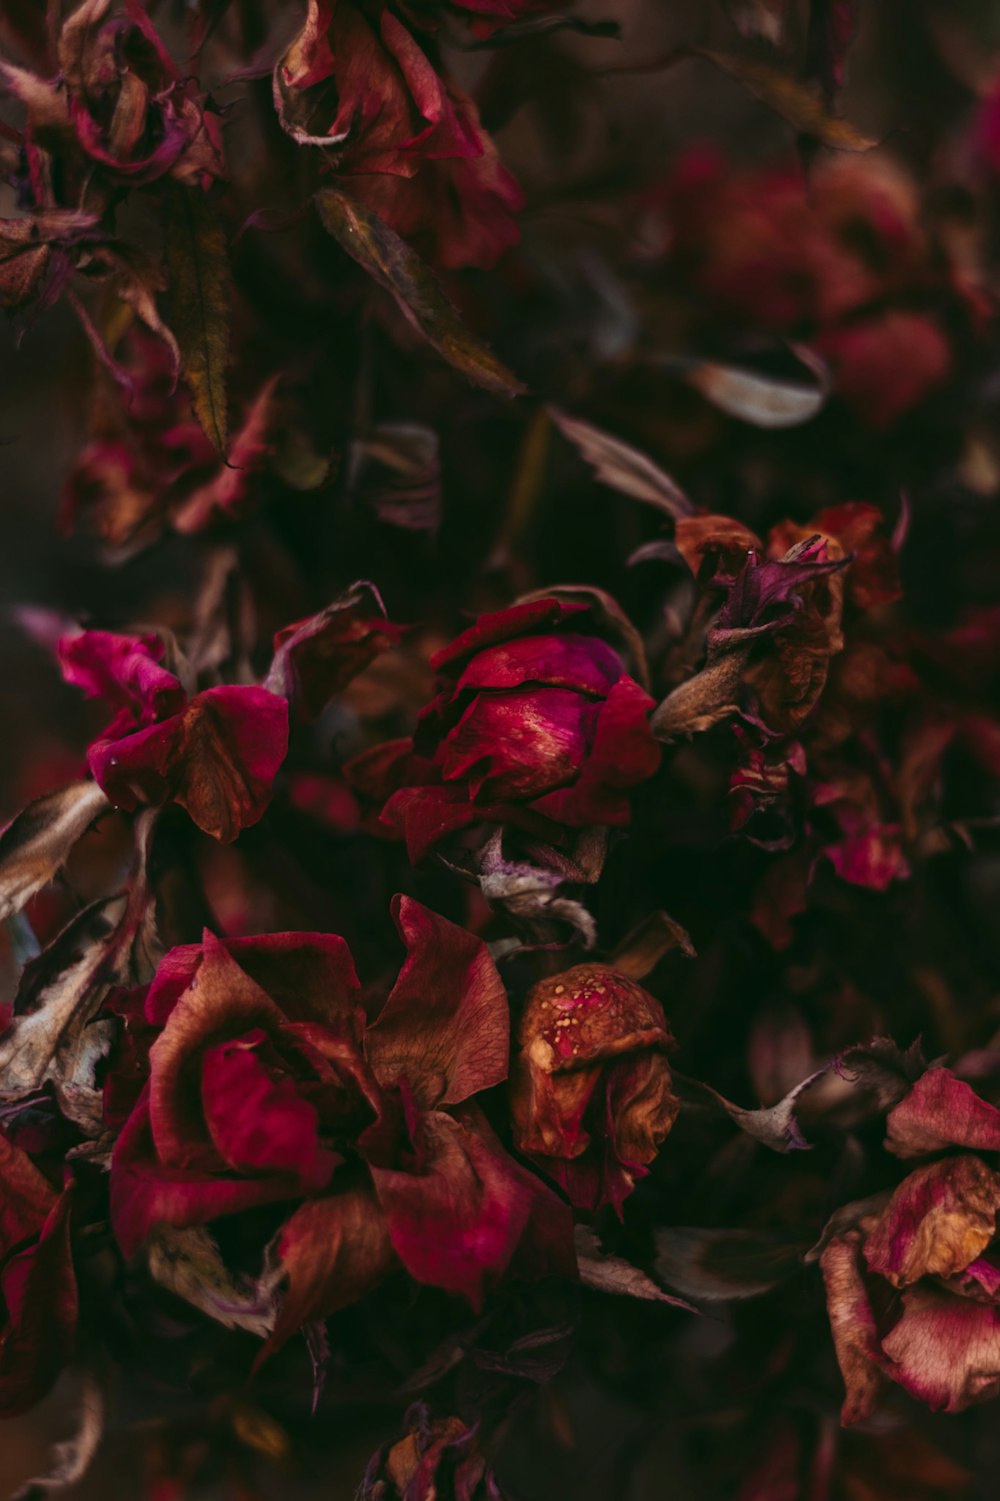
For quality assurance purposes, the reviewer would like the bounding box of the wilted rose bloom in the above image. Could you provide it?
[109,898,574,1349]
[510,962,679,1212]
[349,596,661,863]
[361,1404,502,1500]
[1,0,223,188]
[274,0,522,268]
[59,629,289,841]
[821,1067,1000,1420]
[0,1136,77,1415]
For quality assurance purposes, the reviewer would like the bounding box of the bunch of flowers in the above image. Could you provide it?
[1,1,1000,1498]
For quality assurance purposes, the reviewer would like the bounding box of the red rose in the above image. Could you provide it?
[349,596,661,863]
[510,961,679,1213]
[109,898,574,1350]
[58,629,289,842]
[0,1137,77,1416]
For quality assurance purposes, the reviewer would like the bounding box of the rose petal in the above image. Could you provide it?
[366,896,509,1107]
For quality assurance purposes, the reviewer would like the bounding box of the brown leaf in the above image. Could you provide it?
[10,1372,105,1500]
[0,821,158,1135]
[163,185,231,453]
[655,1226,808,1301]
[315,188,525,399]
[677,351,830,428]
[146,1224,277,1337]
[611,911,696,979]
[549,409,693,518]
[691,46,876,150]
[575,1227,696,1311]
[0,782,111,923]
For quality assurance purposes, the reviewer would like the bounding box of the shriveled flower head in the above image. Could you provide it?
[109,898,575,1352]
[821,1067,1000,1420]
[510,961,679,1213]
[349,594,661,863]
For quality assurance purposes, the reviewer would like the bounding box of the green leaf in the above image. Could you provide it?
[315,187,525,399]
[163,185,231,453]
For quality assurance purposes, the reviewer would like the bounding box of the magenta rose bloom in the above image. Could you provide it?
[109,898,575,1351]
[510,961,679,1213]
[349,596,662,863]
[0,1136,77,1416]
[821,1067,1000,1420]
[58,629,289,842]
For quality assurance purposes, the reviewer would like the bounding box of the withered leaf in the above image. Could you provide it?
[146,1225,277,1337]
[690,46,876,150]
[575,1227,696,1311]
[549,409,693,519]
[10,1372,105,1501]
[315,188,525,399]
[675,352,830,428]
[0,782,111,924]
[673,1065,827,1151]
[0,828,158,1135]
[164,185,231,453]
[655,1226,809,1301]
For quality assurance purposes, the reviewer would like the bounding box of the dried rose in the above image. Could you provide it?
[510,962,679,1213]
[59,629,289,841]
[109,899,574,1348]
[349,596,661,863]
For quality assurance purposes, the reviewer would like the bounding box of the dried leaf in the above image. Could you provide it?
[611,911,696,979]
[146,1225,277,1337]
[163,186,231,453]
[655,1226,808,1301]
[0,822,159,1135]
[575,1228,696,1311]
[691,46,875,149]
[0,783,111,923]
[672,1065,827,1151]
[10,1372,105,1500]
[549,409,693,518]
[677,353,829,428]
[315,188,525,399]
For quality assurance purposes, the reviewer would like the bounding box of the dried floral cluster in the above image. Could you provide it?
[1,0,999,1497]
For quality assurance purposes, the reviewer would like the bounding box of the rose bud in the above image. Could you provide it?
[510,962,680,1213]
[0,1138,77,1415]
[348,595,661,864]
[361,1404,502,1501]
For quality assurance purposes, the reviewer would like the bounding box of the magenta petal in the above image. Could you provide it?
[146,930,362,1030]
[431,598,590,674]
[369,1105,574,1309]
[452,633,624,698]
[438,687,594,803]
[200,1030,341,1192]
[530,677,661,827]
[881,1287,1000,1413]
[366,896,509,1107]
[886,1068,1000,1158]
[110,1093,306,1258]
[59,628,185,724]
